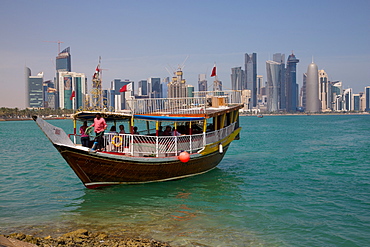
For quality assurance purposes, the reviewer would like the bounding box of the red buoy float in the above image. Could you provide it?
[178,151,190,163]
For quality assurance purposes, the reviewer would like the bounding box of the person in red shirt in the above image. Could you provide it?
[90,113,107,151]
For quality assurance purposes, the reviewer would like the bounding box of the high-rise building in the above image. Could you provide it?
[148,77,162,98]
[365,86,370,111]
[245,53,257,107]
[343,88,353,111]
[353,94,360,111]
[162,77,169,98]
[58,71,87,110]
[305,62,320,112]
[318,70,329,111]
[272,53,286,110]
[138,80,148,96]
[55,47,72,109]
[168,69,187,98]
[285,53,299,112]
[231,67,244,90]
[257,75,264,106]
[26,67,44,108]
[266,60,283,112]
[330,81,342,110]
[198,74,207,91]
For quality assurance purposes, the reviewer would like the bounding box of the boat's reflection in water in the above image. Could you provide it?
[61,167,261,246]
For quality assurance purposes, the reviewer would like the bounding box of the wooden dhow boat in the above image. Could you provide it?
[33,92,243,189]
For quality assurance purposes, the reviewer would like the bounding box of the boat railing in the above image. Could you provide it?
[101,122,236,157]
[127,97,207,115]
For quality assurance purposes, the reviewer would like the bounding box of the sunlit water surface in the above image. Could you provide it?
[1,115,369,246]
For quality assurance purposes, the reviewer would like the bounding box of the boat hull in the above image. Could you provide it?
[55,144,230,189]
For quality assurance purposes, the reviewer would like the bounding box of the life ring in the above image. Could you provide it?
[111,135,123,147]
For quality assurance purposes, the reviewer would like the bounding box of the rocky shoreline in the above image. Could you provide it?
[1,229,172,247]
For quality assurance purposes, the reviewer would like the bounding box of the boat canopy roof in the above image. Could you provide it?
[134,114,205,121]
[73,111,205,122]
[73,111,131,122]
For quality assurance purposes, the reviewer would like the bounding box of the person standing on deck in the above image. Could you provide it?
[80,121,90,147]
[90,113,107,151]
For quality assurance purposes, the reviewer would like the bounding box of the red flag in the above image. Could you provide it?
[119,83,132,92]
[93,66,100,79]
[70,91,75,100]
[119,85,127,92]
[210,65,216,77]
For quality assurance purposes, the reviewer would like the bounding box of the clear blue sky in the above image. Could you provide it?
[1,0,369,108]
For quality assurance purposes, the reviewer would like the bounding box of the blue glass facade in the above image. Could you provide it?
[286,53,299,112]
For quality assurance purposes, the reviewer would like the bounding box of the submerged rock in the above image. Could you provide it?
[2,229,172,247]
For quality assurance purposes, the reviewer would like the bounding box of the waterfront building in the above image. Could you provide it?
[231,67,244,91]
[318,70,329,111]
[245,53,257,107]
[353,94,360,111]
[330,81,342,111]
[111,79,125,110]
[266,60,282,112]
[305,62,320,113]
[342,88,353,111]
[301,73,307,109]
[168,69,187,98]
[285,53,299,112]
[162,77,169,98]
[213,79,222,91]
[55,47,71,109]
[198,74,207,91]
[257,75,264,106]
[272,53,286,110]
[26,67,44,108]
[365,86,370,111]
[138,80,148,96]
[187,85,194,97]
[58,71,87,110]
[148,77,162,98]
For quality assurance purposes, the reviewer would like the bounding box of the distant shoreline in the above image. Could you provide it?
[0,117,68,121]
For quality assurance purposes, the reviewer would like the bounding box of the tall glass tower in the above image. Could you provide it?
[245,53,257,107]
[286,53,299,112]
[55,47,71,109]
[266,61,282,112]
[26,67,44,108]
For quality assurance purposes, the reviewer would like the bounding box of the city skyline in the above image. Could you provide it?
[1,0,369,108]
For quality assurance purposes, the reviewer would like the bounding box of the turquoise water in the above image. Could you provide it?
[0,115,369,246]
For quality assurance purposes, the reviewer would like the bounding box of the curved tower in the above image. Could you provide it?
[305,62,320,112]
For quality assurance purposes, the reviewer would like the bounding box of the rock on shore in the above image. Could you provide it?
[1,229,171,247]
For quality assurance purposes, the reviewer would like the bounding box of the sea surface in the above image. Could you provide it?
[0,115,369,246]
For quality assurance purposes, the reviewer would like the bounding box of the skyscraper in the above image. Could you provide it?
[285,53,299,112]
[58,72,86,110]
[365,86,370,111]
[342,88,353,111]
[305,62,320,112]
[198,74,207,91]
[318,70,329,111]
[272,53,286,110]
[138,80,148,96]
[148,77,162,98]
[266,61,282,112]
[245,53,257,107]
[26,67,44,108]
[231,67,244,90]
[168,69,187,98]
[55,47,72,109]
